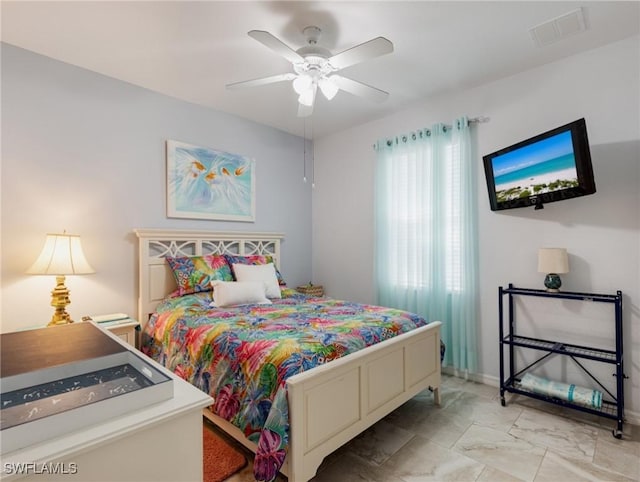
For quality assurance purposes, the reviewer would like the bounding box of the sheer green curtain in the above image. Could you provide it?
[374,117,478,373]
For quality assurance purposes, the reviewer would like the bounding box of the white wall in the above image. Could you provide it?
[313,36,640,417]
[1,44,312,333]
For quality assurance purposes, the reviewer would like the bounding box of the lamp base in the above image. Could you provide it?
[48,314,73,326]
[544,273,562,292]
[48,275,74,326]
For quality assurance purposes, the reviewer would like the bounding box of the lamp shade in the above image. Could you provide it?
[292,75,312,95]
[27,233,95,275]
[319,76,338,100]
[537,248,569,274]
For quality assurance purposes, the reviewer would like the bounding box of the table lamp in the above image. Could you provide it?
[27,232,95,326]
[537,248,569,292]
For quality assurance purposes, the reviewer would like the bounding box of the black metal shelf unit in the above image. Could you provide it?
[498,284,625,438]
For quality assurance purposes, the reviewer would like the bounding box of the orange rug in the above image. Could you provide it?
[203,423,247,482]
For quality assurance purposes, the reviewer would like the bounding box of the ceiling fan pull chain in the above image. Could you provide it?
[311,117,315,189]
[303,119,307,183]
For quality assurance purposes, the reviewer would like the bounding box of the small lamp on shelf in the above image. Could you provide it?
[27,232,95,326]
[537,248,569,292]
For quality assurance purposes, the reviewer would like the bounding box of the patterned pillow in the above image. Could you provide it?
[166,255,233,296]
[224,254,286,286]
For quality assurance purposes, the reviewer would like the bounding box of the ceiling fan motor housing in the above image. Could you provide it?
[297,26,334,67]
[302,26,322,44]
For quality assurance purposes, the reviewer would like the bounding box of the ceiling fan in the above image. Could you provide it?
[226,26,394,117]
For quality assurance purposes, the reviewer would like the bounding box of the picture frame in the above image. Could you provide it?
[166,140,256,222]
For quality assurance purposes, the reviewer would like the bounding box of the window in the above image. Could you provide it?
[383,141,463,292]
[375,119,479,372]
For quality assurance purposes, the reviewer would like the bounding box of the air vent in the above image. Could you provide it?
[530,7,588,47]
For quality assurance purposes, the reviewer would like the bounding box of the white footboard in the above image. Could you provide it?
[202,321,441,481]
[286,321,441,482]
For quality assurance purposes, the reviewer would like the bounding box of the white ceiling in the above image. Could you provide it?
[2,1,639,139]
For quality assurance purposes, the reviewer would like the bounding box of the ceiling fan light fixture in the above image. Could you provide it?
[298,83,317,106]
[319,77,339,100]
[292,75,313,95]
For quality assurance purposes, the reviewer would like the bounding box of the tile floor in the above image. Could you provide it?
[224,375,639,481]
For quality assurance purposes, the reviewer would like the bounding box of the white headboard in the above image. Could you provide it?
[135,229,284,324]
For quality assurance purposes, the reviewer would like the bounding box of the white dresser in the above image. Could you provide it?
[1,325,212,482]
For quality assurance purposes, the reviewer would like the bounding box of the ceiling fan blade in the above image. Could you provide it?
[328,37,393,70]
[332,75,389,103]
[226,73,296,90]
[297,102,314,117]
[248,30,305,64]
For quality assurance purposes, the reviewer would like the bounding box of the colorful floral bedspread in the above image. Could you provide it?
[141,289,429,481]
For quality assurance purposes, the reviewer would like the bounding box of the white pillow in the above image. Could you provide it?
[210,281,271,307]
[232,263,282,299]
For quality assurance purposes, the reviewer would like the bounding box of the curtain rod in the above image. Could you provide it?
[442,115,490,130]
[460,115,490,126]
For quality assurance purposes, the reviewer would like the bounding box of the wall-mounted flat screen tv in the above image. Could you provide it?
[483,118,596,211]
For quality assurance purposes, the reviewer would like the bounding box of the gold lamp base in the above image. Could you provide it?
[48,275,74,326]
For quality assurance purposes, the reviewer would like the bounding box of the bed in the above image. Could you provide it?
[135,229,441,482]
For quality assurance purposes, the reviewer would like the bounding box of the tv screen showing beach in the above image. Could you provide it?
[492,131,578,203]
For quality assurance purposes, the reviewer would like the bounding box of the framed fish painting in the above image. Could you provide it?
[166,140,256,222]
